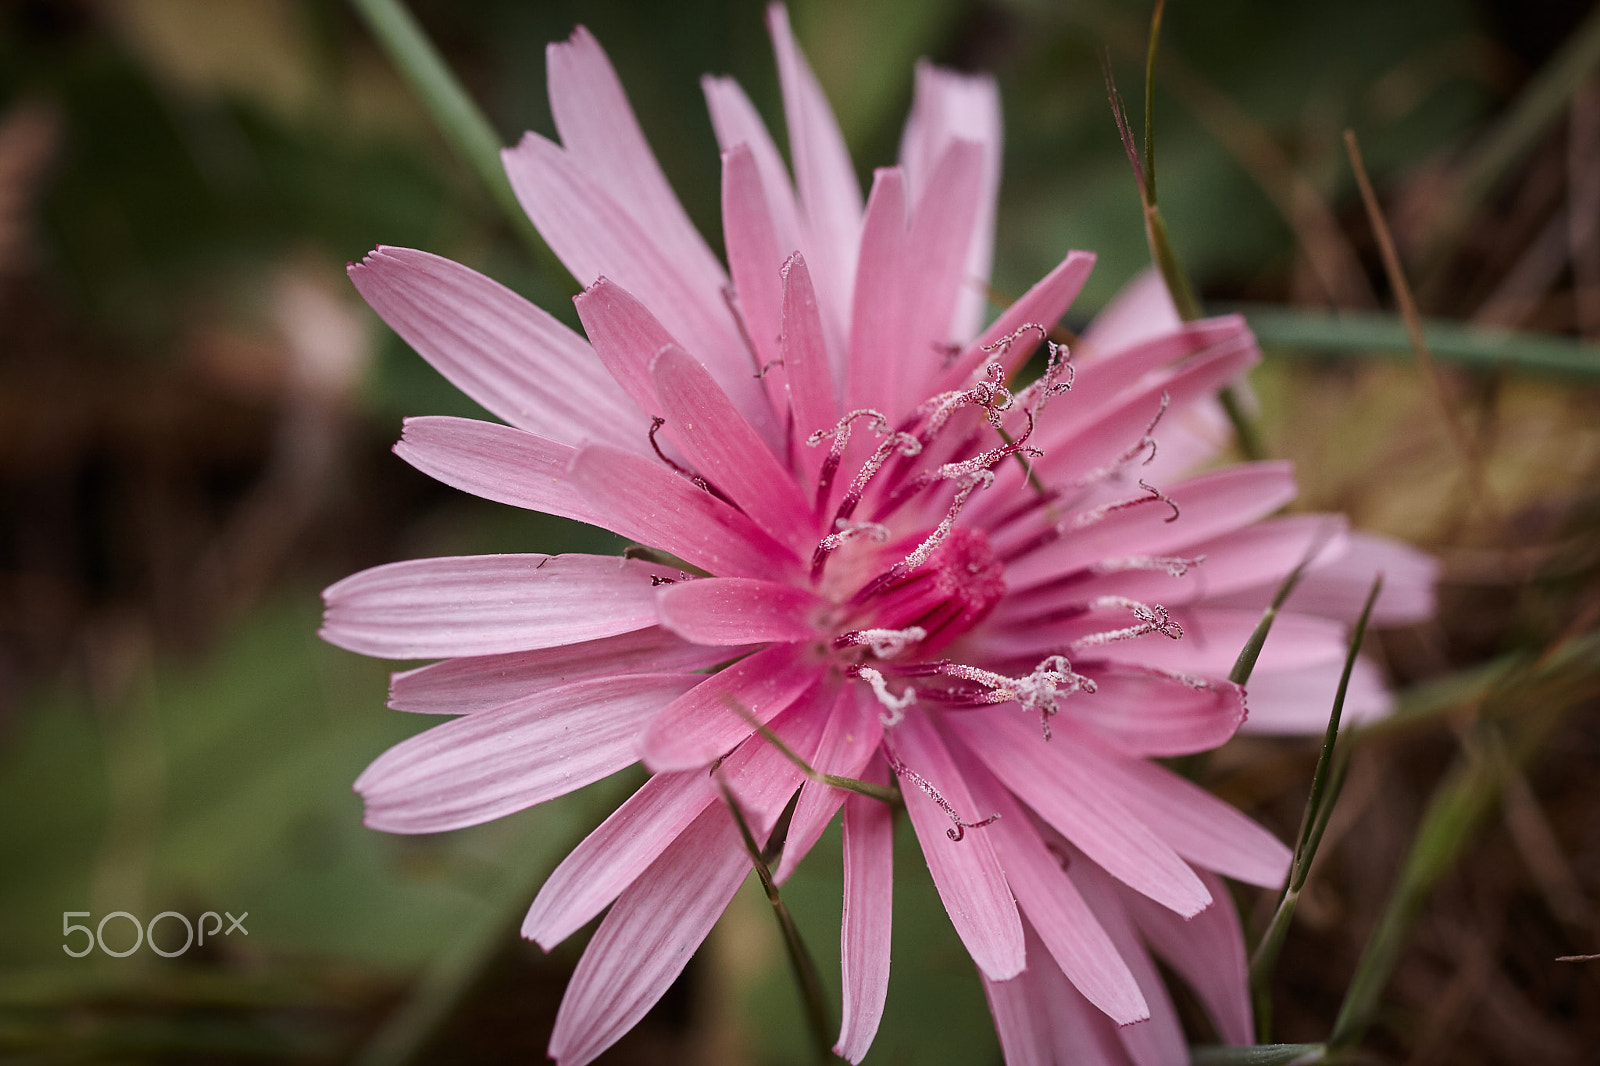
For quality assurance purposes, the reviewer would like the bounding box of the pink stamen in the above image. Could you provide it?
[883,750,1000,842]
[1069,597,1184,651]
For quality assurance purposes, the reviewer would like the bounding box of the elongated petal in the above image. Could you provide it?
[947,711,1211,916]
[548,803,750,1066]
[523,770,712,948]
[1080,267,1180,354]
[570,276,679,428]
[1059,722,1291,887]
[895,140,986,416]
[960,752,1148,1023]
[657,577,822,645]
[899,61,1002,343]
[388,629,743,715]
[321,554,661,659]
[890,713,1025,980]
[836,755,894,1064]
[502,134,774,440]
[546,27,728,311]
[641,642,821,770]
[780,252,841,484]
[524,698,819,951]
[1123,866,1254,1045]
[1004,461,1300,590]
[940,250,1094,390]
[348,247,637,446]
[846,167,908,415]
[1087,610,1349,676]
[723,143,786,375]
[571,444,799,580]
[355,674,700,834]
[983,923,1131,1066]
[775,686,884,884]
[650,345,814,548]
[1286,530,1440,626]
[1068,314,1251,412]
[1238,655,1393,734]
[1062,847,1188,1066]
[394,416,604,525]
[703,74,803,261]
[1056,666,1247,758]
[767,3,861,336]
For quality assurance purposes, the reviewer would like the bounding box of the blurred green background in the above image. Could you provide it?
[2,0,1598,1063]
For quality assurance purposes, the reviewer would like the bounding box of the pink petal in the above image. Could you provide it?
[946,711,1211,917]
[388,629,744,715]
[525,697,822,950]
[1024,331,1259,488]
[702,74,804,263]
[1062,666,1247,758]
[835,754,894,1063]
[571,277,689,441]
[546,27,728,315]
[939,250,1094,391]
[722,143,787,377]
[570,444,799,580]
[1080,267,1181,355]
[899,61,1002,343]
[895,140,987,416]
[1059,722,1291,888]
[767,3,862,340]
[1123,866,1254,1045]
[347,247,637,446]
[1287,530,1441,626]
[775,686,885,884]
[650,344,815,548]
[889,713,1025,981]
[1238,655,1393,734]
[1003,461,1301,590]
[960,751,1148,1024]
[1063,848,1188,1066]
[780,252,842,485]
[548,803,750,1066]
[354,673,700,834]
[321,554,661,659]
[1086,609,1350,677]
[501,135,774,441]
[983,923,1132,1066]
[640,642,821,771]
[523,770,712,949]
[1009,513,1346,615]
[394,416,604,526]
[845,167,908,415]
[1068,314,1251,413]
[656,577,822,645]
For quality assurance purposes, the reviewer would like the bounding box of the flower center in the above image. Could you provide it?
[838,524,1005,658]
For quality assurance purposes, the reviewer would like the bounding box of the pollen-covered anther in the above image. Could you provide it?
[855,666,917,727]
[884,751,1000,842]
[897,469,995,573]
[835,626,928,658]
[1092,553,1206,578]
[935,655,1095,739]
[1069,596,1184,651]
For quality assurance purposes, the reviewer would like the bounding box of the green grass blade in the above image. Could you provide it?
[348,0,558,269]
[1189,1044,1325,1066]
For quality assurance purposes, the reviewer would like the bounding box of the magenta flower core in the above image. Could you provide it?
[322,8,1438,1064]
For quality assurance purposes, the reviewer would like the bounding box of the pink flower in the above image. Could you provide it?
[322,8,1437,1063]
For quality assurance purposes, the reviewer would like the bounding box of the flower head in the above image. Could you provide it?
[323,8,1437,1063]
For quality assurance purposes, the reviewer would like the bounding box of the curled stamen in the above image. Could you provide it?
[898,469,995,574]
[1092,554,1206,578]
[980,322,1049,358]
[935,655,1096,739]
[753,358,784,379]
[1014,340,1076,417]
[1139,479,1181,523]
[883,751,999,842]
[649,417,716,495]
[916,362,1014,438]
[835,626,927,658]
[1069,597,1184,650]
[856,666,916,727]
[807,409,899,512]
